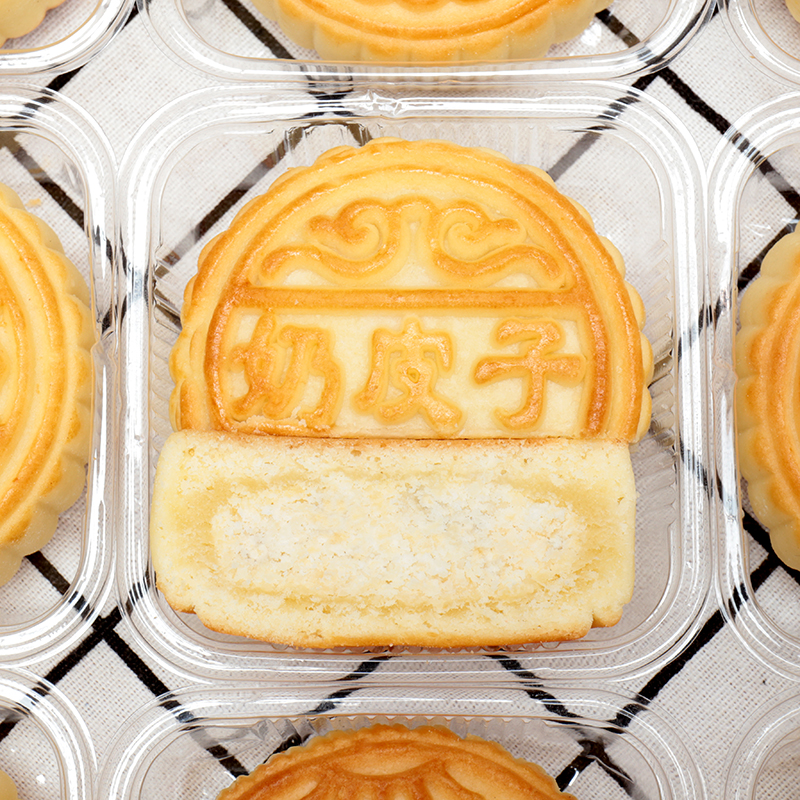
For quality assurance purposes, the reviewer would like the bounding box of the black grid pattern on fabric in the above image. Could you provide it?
[3,3,800,797]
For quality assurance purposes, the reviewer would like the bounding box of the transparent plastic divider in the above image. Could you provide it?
[710,91,800,679]
[0,85,116,664]
[137,0,714,84]
[98,682,706,799]
[118,83,710,684]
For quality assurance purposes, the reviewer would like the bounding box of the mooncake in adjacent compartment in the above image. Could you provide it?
[0,769,18,800]
[216,724,577,800]
[737,227,800,570]
[154,137,653,647]
[0,0,68,47]
[0,183,94,586]
[787,0,800,23]
[249,0,612,62]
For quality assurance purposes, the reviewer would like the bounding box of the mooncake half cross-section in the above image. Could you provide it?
[215,724,577,800]
[249,0,611,62]
[737,227,800,570]
[0,183,94,586]
[154,137,653,647]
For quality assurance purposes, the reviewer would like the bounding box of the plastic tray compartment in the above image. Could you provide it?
[118,82,709,684]
[0,0,134,75]
[710,92,800,680]
[98,683,705,799]
[137,0,713,84]
[0,85,116,664]
[0,668,95,800]
[724,689,800,800]
[721,0,800,86]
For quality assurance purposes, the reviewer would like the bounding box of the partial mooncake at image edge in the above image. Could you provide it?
[737,227,800,570]
[0,183,94,587]
[249,0,612,62]
[0,769,18,800]
[215,724,578,800]
[787,0,800,23]
[0,0,69,47]
[155,137,653,648]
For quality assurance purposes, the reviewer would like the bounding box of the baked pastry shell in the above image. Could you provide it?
[117,83,709,683]
[97,684,704,800]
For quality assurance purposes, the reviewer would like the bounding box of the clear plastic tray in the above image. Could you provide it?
[0,85,116,664]
[0,0,134,75]
[724,689,800,799]
[0,668,95,800]
[720,0,800,86]
[709,92,800,679]
[118,82,710,684]
[97,683,705,799]
[137,0,713,84]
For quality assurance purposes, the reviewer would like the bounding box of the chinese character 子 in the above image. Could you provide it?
[355,317,463,435]
[474,318,585,431]
[229,311,342,432]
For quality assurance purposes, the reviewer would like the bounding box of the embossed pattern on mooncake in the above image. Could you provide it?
[216,724,577,800]
[248,0,611,62]
[170,138,652,443]
[0,0,68,47]
[737,227,800,570]
[0,183,94,586]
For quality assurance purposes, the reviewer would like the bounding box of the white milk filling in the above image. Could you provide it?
[211,471,588,607]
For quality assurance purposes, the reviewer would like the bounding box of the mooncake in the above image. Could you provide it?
[737,227,800,570]
[787,0,800,23]
[0,0,68,47]
[0,769,17,800]
[216,724,577,800]
[249,0,611,62]
[156,137,652,646]
[0,183,94,586]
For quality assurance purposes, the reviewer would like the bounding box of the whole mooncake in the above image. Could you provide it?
[154,137,652,647]
[216,724,577,800]
[249,0,612,62]
[737,227,800,570]
[0,183,94,586]
[0,0,68,47]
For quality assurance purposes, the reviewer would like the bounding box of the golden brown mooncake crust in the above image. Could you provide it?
[0,183,94,586]
[787,0,800,22]
[0,0,68,47]
[250,0,611,62]
[216,724,577,800]
[0,768,18,800]
[170,138,652,444]
[737,227,800,570]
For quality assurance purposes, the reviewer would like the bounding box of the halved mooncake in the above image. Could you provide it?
[0,0,68,47]
[216,724,577,800]
[737,227,800,570]
[249,0,612,62]
[0,183,94,586]
[154,137,653,647]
